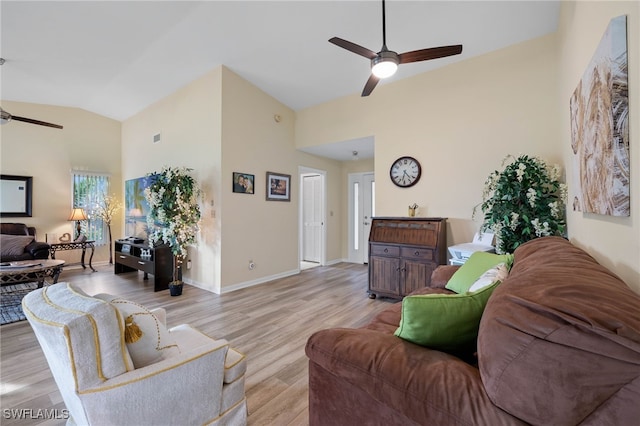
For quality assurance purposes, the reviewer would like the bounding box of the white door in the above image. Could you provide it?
[302,174,322,262]
[348,172,375,263]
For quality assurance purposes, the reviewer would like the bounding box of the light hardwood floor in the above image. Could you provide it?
[1,262,396,425]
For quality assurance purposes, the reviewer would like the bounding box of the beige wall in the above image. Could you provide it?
[296,1,639,292]
[121,66,345,293]
[0,101,122,265]
[219,67,346,289]
[558,0,639,291]
[296,33,561,249]
[121,68,223,291]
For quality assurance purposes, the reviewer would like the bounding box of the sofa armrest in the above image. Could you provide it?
[78,334,230,426]
[25,241,50,259]
[429,265,459,288]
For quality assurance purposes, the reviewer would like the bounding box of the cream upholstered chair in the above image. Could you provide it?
[22,282,247,426]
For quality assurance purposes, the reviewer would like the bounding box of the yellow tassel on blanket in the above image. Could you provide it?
[124,315,143,343]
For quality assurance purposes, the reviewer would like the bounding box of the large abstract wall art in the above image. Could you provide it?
[570,15,629,216]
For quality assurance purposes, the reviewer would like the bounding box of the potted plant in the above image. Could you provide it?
[94,193,122,264]
[144,166,202,296]
[475,154,567,254]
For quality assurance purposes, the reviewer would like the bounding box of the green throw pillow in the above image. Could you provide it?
[445,251,513,294]
[394,281,500,352]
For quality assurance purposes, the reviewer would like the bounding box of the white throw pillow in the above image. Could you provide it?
[94,294,180,368]
[468,262,509,293]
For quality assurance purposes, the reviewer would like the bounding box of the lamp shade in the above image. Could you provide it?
[68,208,88,221]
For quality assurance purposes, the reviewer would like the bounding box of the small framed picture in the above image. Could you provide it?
[266,172,291,201]
[232,172,254,194]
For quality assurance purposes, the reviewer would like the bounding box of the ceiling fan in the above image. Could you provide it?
[0,107,63,129]
[329,0,463,97]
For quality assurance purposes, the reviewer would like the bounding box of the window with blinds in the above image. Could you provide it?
[72,172,110,244]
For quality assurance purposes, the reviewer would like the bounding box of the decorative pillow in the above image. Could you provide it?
[468,262,509,292]
[94,294,180,368]
[394,281,500,352]
[445,251,513,294]
[0,234,34,256]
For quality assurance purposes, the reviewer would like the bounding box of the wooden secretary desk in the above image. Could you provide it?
[368,217,447,299]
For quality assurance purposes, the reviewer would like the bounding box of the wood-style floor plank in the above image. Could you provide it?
[1,262,395,425]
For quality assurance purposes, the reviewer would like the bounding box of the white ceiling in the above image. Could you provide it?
[1,1,560,160]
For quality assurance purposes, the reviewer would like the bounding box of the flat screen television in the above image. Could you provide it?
[124,175,155,240]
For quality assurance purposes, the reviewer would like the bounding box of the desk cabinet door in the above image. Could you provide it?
[402,259,435,295]
[369,256,400,296]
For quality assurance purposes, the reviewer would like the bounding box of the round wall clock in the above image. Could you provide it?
[390,156,422,188]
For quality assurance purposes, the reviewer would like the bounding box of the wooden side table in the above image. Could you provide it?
[49,241,96,272]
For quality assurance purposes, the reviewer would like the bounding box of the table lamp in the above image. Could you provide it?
[68,208,88,240]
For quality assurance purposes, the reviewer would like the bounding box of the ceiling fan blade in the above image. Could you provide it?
[12,115,63,129]
[329,37,377,59]
[398,44,463,64]
[361,74,380,97]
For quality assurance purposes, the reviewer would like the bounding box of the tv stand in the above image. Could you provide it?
[114,240,172,291]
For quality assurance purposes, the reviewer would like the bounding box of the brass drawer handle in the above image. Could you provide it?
[384,248,389,253]
[414,251,420,256]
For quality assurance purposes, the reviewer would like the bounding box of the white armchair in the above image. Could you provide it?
[22,282,247,426]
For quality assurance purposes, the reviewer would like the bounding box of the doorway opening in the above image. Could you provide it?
[299,166,327,271]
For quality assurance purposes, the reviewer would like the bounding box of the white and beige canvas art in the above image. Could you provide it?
[570,15,629,216]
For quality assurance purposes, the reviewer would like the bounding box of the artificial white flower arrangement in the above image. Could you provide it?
[144,166,201,282]
[475,154,567,254]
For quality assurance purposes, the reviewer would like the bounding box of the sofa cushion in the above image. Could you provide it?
[445,251,512,293]
[0,234,35,257]
[395,281,500,353]
[478,237,640,425]
[94,294,180,368]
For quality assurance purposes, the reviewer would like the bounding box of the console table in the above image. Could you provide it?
[114,240,173,292]
[49,241,96,272]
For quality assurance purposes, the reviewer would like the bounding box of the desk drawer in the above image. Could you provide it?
[370,244,400,257]
[116,253,154,274]
[400,247,434,261]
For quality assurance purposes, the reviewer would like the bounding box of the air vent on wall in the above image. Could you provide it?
[153,133,161,144]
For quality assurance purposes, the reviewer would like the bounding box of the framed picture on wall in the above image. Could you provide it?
[266,171,291,201]
[233,172,254,194]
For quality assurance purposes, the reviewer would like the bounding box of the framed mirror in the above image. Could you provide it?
[1,174,33,217]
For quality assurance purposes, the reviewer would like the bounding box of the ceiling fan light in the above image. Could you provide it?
[371,52,399,79]
[372,61,397,78]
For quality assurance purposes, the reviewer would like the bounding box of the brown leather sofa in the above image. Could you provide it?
[0,222,50,262]
[306,237,640,425]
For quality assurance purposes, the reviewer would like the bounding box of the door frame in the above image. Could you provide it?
[298,166,327,268]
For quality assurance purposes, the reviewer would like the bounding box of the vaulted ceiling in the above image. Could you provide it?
[1,1,560,125]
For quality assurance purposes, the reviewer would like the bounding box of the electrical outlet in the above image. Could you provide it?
[186,259,192,270]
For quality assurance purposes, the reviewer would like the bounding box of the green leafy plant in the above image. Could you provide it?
[144,166,201,283]
[475,154,567,254]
